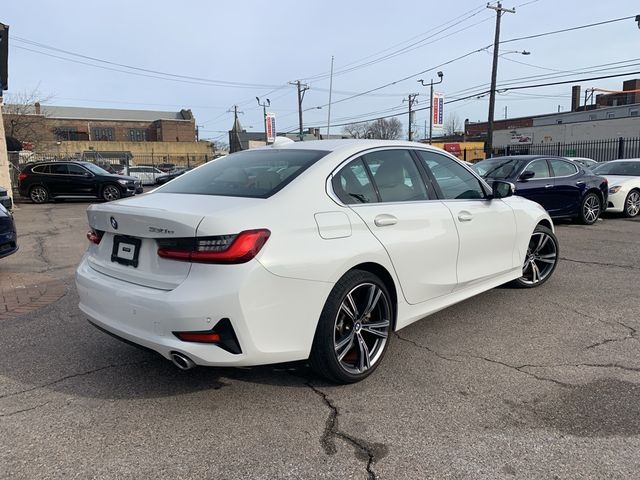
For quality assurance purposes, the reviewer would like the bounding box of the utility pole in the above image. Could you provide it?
[326,56,334,139]
[403,94,419,141]
[289,80,309,141]
[256,97,271,144]
[486,1,515,158]
[418,71,443,144]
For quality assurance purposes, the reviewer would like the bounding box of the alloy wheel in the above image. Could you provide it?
[333,283,391,375]
[626,191,640,217]
[30,186,48,203]
[103,185,121,201]
[520,230,558,285]
[582,194,600,224]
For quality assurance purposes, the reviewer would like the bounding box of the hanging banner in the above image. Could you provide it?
[266,112,276,143]
[433,92,444,128]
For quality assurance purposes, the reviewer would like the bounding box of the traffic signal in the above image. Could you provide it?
[0,23,8,91]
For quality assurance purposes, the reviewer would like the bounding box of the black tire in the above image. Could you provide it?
[310,270,394,384]
[29,185,49,204]
[579,192,601,225]
[623,189,640,218]
[102,184,122,202]
[511,224,559,288]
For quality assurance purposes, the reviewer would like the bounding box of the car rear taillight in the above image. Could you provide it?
[157,229,270,264]
[18,172,28,182]
[87,229,104,245]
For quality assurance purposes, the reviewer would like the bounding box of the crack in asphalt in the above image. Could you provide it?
[560,256,638,270]
[391,332,640,387]
[0,401,50,418]
[549,302,639,350]
[306,382,387,480]
[393,331,462,362]
[0,360,149,400]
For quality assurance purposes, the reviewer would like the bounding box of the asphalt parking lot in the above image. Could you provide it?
[1,201,639,479]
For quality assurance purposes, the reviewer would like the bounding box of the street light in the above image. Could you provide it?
[256,97,271,144]
[418,71,444,144]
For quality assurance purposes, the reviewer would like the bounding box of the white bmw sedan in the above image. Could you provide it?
[76,140,558,383]
[592,159,640,218]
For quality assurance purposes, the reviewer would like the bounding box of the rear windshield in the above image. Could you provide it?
[158,149,329,198]
[592,161,640,176]
[472,157,521,180]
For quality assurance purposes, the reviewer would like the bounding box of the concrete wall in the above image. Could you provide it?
[494,116,640,146]
[36,140,212,157]
[0,101,11,200]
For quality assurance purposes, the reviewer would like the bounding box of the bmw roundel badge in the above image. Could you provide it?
[110,216,118,230]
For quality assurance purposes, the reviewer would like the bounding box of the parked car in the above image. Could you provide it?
[0,203,18,259]
[592,159,640,217]
[472,155,608,225]
[18,161,140,203]
[0,185,12,210]
[76,140,558,384]
[155,167,193,185]
[565,157,598,169]
[127,166,169,185]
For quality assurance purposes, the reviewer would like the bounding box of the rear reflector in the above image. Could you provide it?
[18,172,28,182]
[173,318,242,354]
[158,229,270,264]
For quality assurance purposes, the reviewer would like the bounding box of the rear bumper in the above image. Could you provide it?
[75,256,333,367]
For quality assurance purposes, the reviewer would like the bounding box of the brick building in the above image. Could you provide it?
[3,104,197,146]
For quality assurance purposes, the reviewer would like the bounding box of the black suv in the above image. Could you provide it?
[18,161,141,203]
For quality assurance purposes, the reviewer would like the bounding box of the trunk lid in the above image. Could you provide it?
[85,193,264,290]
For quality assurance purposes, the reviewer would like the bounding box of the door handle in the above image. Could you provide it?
[457,211,473,222]
[545,184,553,189]
[374,214,397,227]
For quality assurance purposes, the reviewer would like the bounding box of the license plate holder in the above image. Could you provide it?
[111,235,142,268]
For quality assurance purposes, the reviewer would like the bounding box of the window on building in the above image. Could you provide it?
[92,127,114,141]
[128,129,147,141]
[54,127,88,141]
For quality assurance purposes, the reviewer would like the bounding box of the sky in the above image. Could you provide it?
[2,0,640,144]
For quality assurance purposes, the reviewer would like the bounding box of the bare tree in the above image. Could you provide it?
[342,122,369,139]
[367,118,403,140]
[2,89,52,147]
[443,113,462,136]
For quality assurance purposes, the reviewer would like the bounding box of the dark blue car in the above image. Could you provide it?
[0,203,18,259]
[473,155,608,225]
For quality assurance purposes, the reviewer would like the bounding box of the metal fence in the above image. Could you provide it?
[6,151,214,190]
[492,137,640,162]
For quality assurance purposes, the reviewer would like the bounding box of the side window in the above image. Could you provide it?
[32,165,51,174]
[526,159,550,178]
[363,150,429,203]
[332,158,378,204]
[415,150,486,200]
[50,164,69,175]
[549,159,578,177]
[67,164,88,176]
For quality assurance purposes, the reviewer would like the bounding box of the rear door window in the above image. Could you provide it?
[362,149,430,202]
[50,164,69,175]
[416,150,486,200]
[32,164,51,174]
[159,149,328,198]
[67,164,88,176]
[549,159,578,177]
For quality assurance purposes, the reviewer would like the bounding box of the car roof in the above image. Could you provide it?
[483,155,562,162]
[605,158,640,163]
[273,139,450,155]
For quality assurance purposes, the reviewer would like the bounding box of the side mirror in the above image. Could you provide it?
[491,180,515,199]
[519,170,535,181]
[84,172,93,178]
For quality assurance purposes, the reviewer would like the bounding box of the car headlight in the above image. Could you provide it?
[609,186,622,194]
[117,179,129,186]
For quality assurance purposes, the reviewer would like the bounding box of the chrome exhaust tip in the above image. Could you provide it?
[170,352,196,371]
